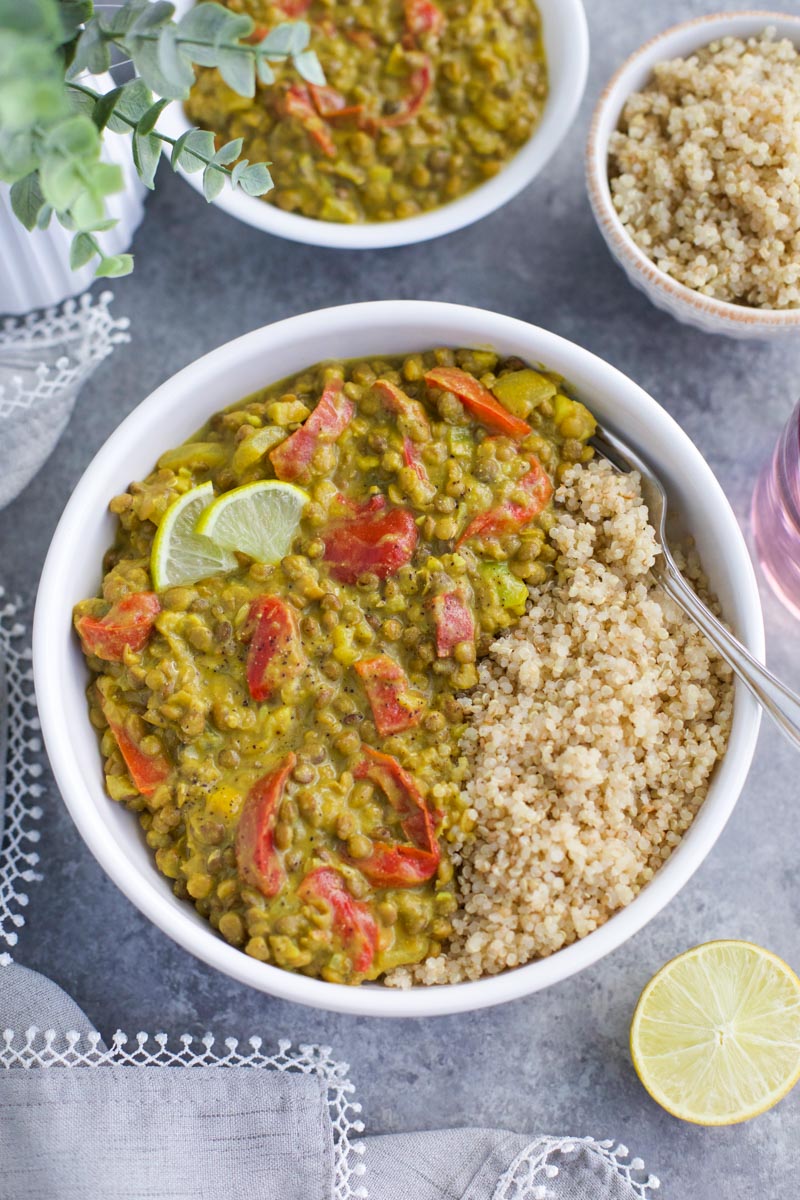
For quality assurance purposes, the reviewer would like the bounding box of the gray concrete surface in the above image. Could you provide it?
[3,1,800,1194]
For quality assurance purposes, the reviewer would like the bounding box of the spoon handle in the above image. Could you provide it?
[660,561,800,752]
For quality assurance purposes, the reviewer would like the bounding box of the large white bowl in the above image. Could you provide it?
[161,0,589,249]
[34,301,764,1017]
[586,11,800,339]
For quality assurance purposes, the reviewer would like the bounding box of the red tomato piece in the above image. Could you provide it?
[323,506,418,584]
[97,687,170,796]
[235,753,295,899]
[309,84,364,120]
[354,655,424,736]
[351,747,440,887]
[276,0,311,15]
[298,867,378,974]
[405,0,446,38]
[269,379,354,482]
[332,492,387,518]
[403,436,430,488]
[430,589,475,658]
[372,379,432,438]
[281,84,336,157]
[456,456,553,546]
[424,366,532,438]
[379,60,432,128]
[244,25,269,44]
[245,596,307,703]
[76,592,160,662]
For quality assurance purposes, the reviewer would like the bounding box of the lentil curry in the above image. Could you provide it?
[74,349,596,984]
[185,0,548,224]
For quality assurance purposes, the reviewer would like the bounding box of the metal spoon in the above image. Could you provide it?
[591,424,800,752]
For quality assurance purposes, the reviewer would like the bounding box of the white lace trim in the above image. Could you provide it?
[0,291,130,420]
[0,1029,367,1200]
[493,1135,660,1199]
[0,591,43,962]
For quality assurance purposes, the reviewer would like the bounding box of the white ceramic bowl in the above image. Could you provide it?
[161,0,589,249]
[587,11,800,339]
[34,301,764,1017]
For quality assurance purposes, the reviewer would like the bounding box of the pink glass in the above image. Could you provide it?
[752,401,800,618]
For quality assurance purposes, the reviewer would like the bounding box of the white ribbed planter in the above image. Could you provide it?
[0,75,147,316]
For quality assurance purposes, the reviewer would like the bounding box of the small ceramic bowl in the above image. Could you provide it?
[161,0,589,249]
[34,301,764,1017]
[586,11,800,339]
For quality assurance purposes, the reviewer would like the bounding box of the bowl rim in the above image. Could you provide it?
[33,300,764,1018]
[159,0,589,249]
[586,9,800,329]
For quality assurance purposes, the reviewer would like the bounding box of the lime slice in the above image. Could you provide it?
[631,940,800,1125]
[151,482,238,591]
[195,480,308,562]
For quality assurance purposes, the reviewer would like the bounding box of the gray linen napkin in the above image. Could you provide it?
[0,962,659,1200]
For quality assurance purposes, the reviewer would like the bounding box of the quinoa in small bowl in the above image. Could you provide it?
[587,12,800,339]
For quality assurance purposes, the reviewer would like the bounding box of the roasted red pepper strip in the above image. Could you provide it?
[379,60,432,128]
[345,28,377,50]
[310,84,364,120]
[97,686,170,795]
[299,866,378,974]
[424,367,532,438]
[276,0,311,15]
[281,84,336,157]
[351,747,440,887]
[405,0,446,38]
[269,379,354,482]
[244,25,269,44]
[354,655,424,736]
[372,379,432,438]
[430,589,475,658]
[245,596,307,702]
[236,753,295,899]
[323,506,418,584]
[76,592,160,662]
[457,456,553,546]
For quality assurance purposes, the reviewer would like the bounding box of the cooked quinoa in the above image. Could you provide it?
[388,461,733,987]
[608,30,800,309]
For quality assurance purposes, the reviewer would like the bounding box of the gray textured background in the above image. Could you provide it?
[3,1,800,1195]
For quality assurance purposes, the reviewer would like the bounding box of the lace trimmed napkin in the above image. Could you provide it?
[0,595,661,1200]
[0,291,130,510]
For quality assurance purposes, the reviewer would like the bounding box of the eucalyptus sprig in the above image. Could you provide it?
[0,0,324,279]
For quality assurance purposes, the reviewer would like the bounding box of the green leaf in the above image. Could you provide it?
[287,22,311,55]
[95,252,134,278]
[259,25,295,58]
[65,85,97,118]
[57,1,94,45]
[127,35,184,99]
[230,158,249,188]
[256,57,274,86]
[202,162,225,201]
[86,160,124,195]
[239,161,272,196]
[0,0,62,39]
[68,20,111,76]
[87,216,120,232]
[157,25,195,96]
[293,49,324,86]
[39,157,84,210]
[36,203,54,229]
[136,97,170,136]
[43,114,99,160]
[178,3,253,68]
[71,187,106,229]
[212,137,242,166]
[171,127,215,173]
[129,1,175,35]
[10,172,46,230]
[216,46,254,96]
[132,130,161,188]
[91,86,125,132]
[98,0,149,36]
[70,231,97,269]
[105,78,153,132]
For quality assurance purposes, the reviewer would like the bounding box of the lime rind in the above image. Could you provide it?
[195,480,309,563]
[630,940,800,1126]
[151,482,238,591]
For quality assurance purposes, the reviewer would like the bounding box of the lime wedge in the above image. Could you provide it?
[631,940,800,1125]
[151,482,238,591]
[195,480,308,563]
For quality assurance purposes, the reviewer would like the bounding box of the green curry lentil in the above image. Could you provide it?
[74,348,595,984]
[184,0,548,224]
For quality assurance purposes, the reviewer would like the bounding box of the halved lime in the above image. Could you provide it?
[631,940,800,1125]
[195,480,308,563]
[151,482,238,591]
